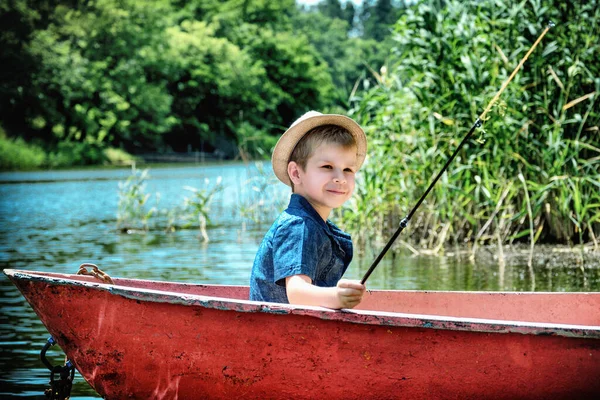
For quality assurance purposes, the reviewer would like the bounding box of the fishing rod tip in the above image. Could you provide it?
[547,21,555,28]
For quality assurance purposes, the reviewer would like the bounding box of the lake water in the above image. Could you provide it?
[1,162,598,398]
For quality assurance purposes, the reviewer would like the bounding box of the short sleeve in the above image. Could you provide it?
[272,216,323,286]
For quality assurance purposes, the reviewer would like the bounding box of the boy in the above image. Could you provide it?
[249,111,367,309]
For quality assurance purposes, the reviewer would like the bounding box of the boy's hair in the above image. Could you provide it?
[288,124,356,190]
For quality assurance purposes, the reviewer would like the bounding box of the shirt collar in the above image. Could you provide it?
[287,193,329,230]
[287,193,352,242]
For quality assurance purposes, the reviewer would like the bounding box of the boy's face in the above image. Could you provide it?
[288,143,357,220]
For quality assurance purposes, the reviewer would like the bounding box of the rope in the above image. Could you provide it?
[76,263,114,285]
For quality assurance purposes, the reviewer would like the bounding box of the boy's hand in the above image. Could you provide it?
[335,279,366,309]
[285,275,366,309]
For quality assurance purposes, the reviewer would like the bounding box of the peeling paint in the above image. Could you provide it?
[5,269,600,340]
[4,268,600,399]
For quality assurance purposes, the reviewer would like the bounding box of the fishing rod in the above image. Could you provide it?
[361,22,555,285]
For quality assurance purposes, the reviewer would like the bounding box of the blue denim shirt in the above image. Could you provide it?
[249,194,353,303]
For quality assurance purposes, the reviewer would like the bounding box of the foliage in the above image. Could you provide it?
[164,19,267,153]
[316,0,355,30]
[116,166,225,240]
[46,141,106,167]
[5,0,597,250]
[290,9,389,106]
[0,126,136,170]
[232,121,279,160]
[25,0,178,151]
[237,162,288,225]
[182,177,224,241]
[228,23,335,126]
[117,167,156,232]
[360,0,407,41]
[2,0,388,160]
[0,130,46,170]
[103,147,138,166]
[344,0,600,249]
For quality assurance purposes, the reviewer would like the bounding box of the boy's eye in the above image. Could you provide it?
[344,168,355,173]
[321,165,333,169]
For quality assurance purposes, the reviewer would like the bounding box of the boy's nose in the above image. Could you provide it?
[333,171,346,183]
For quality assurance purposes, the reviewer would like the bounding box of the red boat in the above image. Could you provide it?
[4,268,600,399]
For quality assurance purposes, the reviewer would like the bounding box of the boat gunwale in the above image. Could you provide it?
[7,268,600,296]
[5,269,600,339]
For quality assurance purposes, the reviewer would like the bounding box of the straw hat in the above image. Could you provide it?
[272,111,367,186]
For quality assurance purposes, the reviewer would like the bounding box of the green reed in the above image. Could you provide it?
[237,161,288,226]
[182,177,224,241]
[117,167,156,232]
[340,0,599,253]
[117,167,224,240]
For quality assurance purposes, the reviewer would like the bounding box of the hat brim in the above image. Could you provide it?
[272,114,367,186]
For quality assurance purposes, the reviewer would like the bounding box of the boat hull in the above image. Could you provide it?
[5,269,600,399]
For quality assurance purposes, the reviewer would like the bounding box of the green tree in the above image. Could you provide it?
[163,20,267,153]
[0,0,72,142]
[360,0,406,41]
[175,0,296,33]
[231,23,335,126]
[318,0,344,21]
[291,6,389,107]
[343,2,356,32]
[1,0,397,165]
[24,0,178,151]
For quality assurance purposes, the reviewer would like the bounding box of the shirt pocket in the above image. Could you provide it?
[319,255,346,287]
[317,237,346,286]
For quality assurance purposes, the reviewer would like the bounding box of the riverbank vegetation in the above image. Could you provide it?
[2,0,598,251]
[338,0,599,253]
[117,167,225,241]
[1,126,137,168]
[116,164,286,241]
[0,0,397,167]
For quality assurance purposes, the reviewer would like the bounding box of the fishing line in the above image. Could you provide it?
[361,22,555,285]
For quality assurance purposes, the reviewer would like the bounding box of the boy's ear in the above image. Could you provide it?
[287,161,302,185]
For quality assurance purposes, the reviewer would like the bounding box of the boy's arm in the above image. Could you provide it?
[285,275,365,309]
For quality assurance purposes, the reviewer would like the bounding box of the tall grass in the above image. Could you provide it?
[237,162,289,226]
[182,177,224,241]
[342,0,599,254]
[0,127,137,170]
[0,133,46,170]
[117,167,225,240]
[117,167,156,232]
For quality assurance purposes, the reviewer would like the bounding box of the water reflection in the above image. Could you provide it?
[347,247,599,293]
[0,163,598,398]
